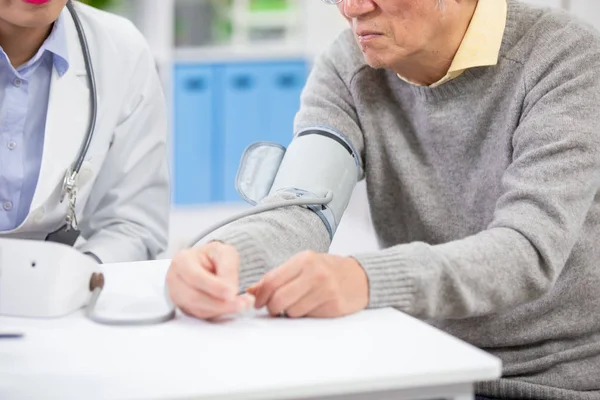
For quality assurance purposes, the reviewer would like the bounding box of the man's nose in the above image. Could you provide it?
[341,0,377,19]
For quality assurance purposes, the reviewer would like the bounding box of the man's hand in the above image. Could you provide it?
[247,251,369,318]
[166,242,254,319]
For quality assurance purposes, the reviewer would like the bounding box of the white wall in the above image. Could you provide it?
[518,0,600,30]
[302,1,348,60]
[523,0,563,8]
[570,0,600,30]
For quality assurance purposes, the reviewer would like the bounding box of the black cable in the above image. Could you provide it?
[66,0,98,174]
[187,192,334,247]
[86,273,177,326]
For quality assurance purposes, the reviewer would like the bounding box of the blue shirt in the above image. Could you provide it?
[0,14,69,231]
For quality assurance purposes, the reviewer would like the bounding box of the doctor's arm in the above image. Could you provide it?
[77,45,169,264]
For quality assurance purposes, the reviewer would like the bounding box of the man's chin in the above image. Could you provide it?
[362,54,387,70]
[357,45,389,70]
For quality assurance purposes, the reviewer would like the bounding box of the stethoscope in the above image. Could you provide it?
[45,1,97,247]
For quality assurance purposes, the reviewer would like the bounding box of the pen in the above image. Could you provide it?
[0,332,24,339]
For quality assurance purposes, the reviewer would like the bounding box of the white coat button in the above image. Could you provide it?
[7,141,16,150]
[33,208,45,222]
[3,201,13,211]
[13,78,22,87]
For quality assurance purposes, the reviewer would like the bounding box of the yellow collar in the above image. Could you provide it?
[398,0,508,88]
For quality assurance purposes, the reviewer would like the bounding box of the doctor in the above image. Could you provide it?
[0,0,169,262]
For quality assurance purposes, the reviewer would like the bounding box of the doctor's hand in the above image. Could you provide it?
[247,251,369,318]
[166,242,254,319]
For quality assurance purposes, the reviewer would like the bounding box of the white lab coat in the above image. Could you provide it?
[0,3,170,263]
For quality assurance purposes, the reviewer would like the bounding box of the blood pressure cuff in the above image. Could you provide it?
[235,128,361,238]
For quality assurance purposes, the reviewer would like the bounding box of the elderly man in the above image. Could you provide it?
[168,0,600,398]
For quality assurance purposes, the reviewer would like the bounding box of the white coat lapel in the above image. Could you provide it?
[30,9,90,211]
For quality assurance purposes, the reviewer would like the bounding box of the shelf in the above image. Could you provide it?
[174,43,306,63]
[231,9,300,28]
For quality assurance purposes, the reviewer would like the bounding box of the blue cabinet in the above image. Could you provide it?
[173,65,216,204]
[221,61,307,202]
[222,64,268,202]
[172,59,308,205]
[264,61,306,144]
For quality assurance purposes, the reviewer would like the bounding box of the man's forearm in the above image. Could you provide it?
[211,193,332,290]
[353,227,553,319]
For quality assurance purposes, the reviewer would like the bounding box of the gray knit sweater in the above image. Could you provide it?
[213,1,600,398]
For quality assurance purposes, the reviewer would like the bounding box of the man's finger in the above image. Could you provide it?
[305,300,344,318]
[173,250,236,301]
[265,274,313,316]
[254,261,303,309]
[280,286,327,318]
[206,242,239,291]
[246,285,258,296]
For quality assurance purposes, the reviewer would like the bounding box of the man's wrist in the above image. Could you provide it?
[345,256,370,310]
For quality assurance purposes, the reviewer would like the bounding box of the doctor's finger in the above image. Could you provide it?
[205,242,240,290]
[173,250,237,301]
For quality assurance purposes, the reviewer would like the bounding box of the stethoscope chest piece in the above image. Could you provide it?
[45,167,81,247]
[60,167,79,231]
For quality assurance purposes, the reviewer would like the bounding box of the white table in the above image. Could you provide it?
[0,260,501,400]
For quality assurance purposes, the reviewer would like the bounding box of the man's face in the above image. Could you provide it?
[337,0,448,69]
[0,0,68,30]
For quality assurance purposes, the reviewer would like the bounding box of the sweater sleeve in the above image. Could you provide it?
[353,27,600,319]
[210,32,367,291]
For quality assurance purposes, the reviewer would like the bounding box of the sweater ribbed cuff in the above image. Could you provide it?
[351,251,418,313]
[475,379,597,400]
[213,230,269,292]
